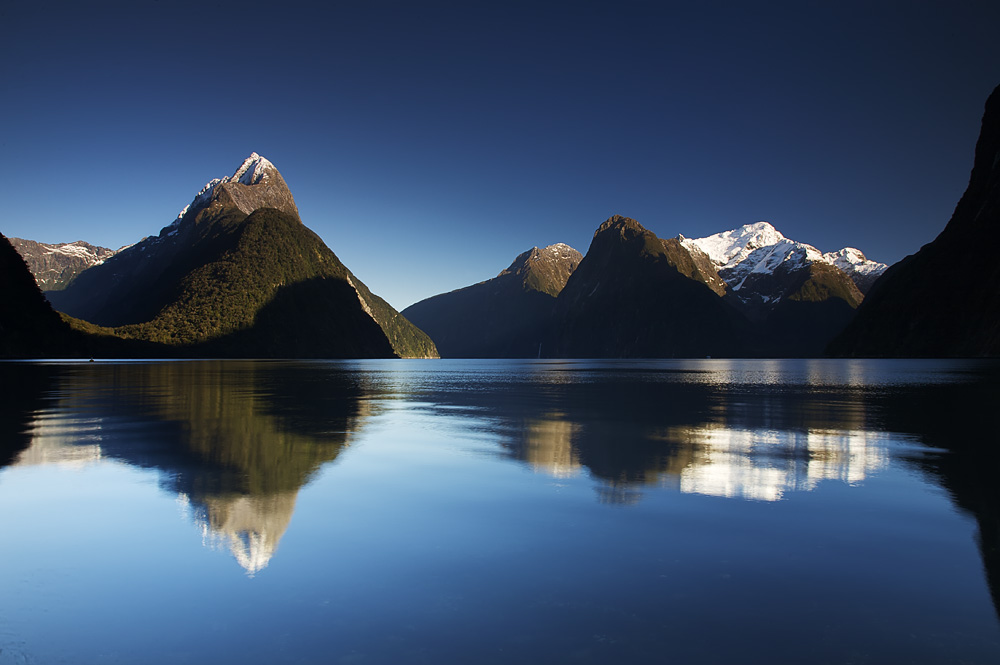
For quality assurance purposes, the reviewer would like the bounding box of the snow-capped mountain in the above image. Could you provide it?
[43,152,437,358]
[10,238,120,291]
[66,151,301,289]
[172,152,296,225]
[820,247,887,293]
[680,221,888,298]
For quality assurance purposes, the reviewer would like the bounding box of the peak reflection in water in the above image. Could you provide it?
[2,357,1000,659]
[8,361,376,574]
[412,358,1000,621]
[2,358,998,614]
[417,360,890,503]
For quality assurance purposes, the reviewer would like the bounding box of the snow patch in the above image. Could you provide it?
[44,244,97,260]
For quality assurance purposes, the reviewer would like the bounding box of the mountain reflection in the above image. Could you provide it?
[416,359,1000,622]
[9,361,374,575]
[670,426,889,501]
[2,358,997,611]
[432,364,886,503]
[180,491,298,575]
[512,415,582,478]
[0,363,62,467]
[502,417,888,502]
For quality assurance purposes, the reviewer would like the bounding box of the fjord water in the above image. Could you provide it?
[1,359,998,664]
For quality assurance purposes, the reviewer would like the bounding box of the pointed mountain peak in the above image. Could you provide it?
[820,247,888,293]
[683,221,888,298]
[539,242,581,260]
[231,152,278,186]
[173,152,298,226]
[502,243,582,273]
[740,220,782,235]
[681,221,787,270]
[823,247,867,263]
[498,242,582,297]
[595,214,647,236]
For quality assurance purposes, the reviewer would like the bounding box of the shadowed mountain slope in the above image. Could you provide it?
[554,216,755,358]
[0,232,82,358]
[403,244,581,358]
[830,85,1000,357]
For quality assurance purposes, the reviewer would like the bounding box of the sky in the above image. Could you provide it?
[2,1,999,310]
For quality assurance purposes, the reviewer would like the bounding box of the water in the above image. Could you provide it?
[1,358,998,664]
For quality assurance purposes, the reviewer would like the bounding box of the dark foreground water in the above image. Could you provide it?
[1,359,999,664]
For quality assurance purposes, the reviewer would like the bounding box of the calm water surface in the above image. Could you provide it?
[1,359,998,664]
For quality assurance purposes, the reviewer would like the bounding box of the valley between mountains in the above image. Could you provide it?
[3,84,999,359]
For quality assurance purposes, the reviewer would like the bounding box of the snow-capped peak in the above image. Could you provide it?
[821,247,886,276]
[681,221,786,270]
[680,221,888,296]
[173,152,275,223]
[538,243,580,261]
[231,152,275,186]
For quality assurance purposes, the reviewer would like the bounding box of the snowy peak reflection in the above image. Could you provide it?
[503,415,887,502]
[180,491,298,576]
[11,361,375,575]
[0,363,62,466]
[426,361,890,503]
[671,426,889,501]
[17,412,104,467]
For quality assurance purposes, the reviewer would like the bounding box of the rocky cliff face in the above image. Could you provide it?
[830,84,1000,357]
[10,238,118,291]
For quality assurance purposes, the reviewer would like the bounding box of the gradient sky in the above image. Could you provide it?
[3,1,999,309]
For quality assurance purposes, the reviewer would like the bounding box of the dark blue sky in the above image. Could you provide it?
[3,1,998,309]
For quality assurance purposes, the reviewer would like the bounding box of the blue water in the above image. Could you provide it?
[1,359,998,664]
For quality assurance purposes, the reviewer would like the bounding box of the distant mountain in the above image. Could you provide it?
[679,221,885,356]
[48,153,437,359]
[681,221,885,310]
[554,215,755,358]
[822,247,887,294]
[9,238,119,291]
[406,215,889,358]
[830,84,1000,357]
[402,243,582,357]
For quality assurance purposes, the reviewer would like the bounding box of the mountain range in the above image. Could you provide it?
[5,83,998,359]
[405,215,886,358]
[680,221,884,311]
[8,238,120,291]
